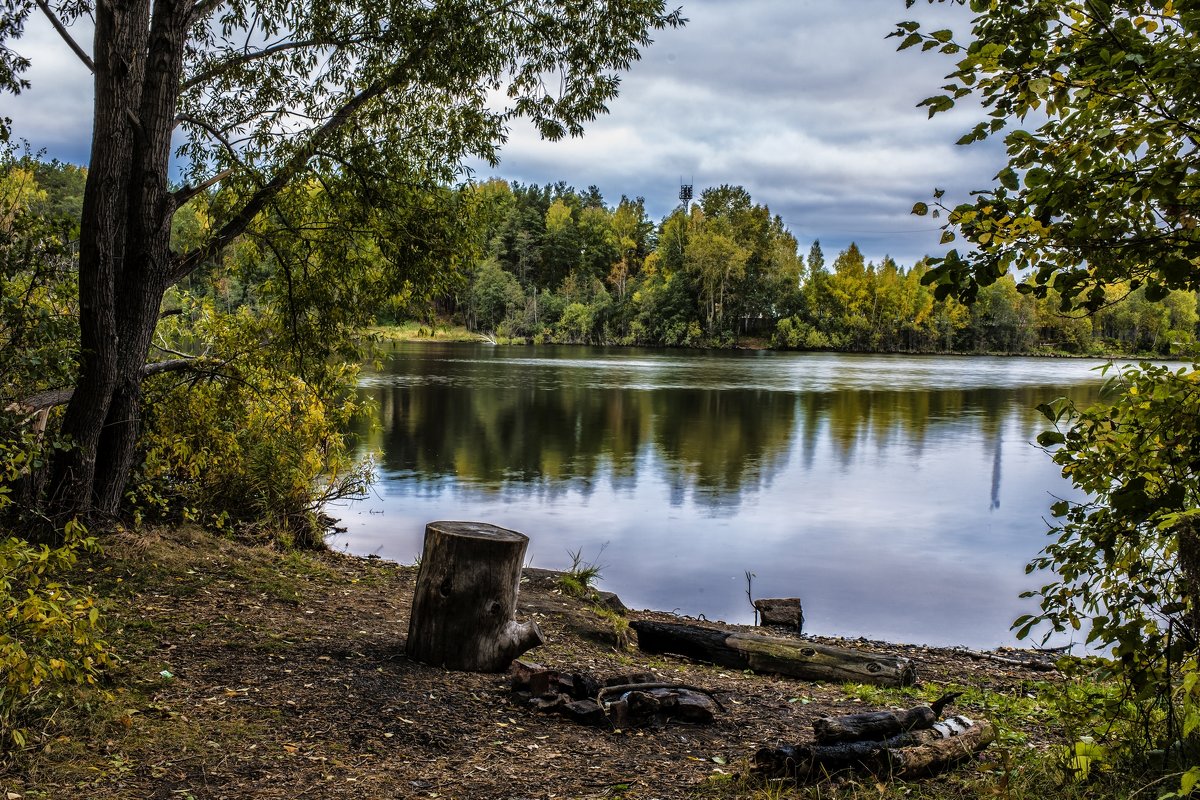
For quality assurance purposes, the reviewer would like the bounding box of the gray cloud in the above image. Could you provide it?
[479,0,1005,266]
[1,0,1004,265]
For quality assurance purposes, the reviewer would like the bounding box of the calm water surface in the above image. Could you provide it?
[332,343,1115,649]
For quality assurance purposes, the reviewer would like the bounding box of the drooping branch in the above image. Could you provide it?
[34,0,94,73]
[174,114,244,163]
[181,38,366,91]
[7,358,224,414]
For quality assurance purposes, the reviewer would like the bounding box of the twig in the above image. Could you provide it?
[952,648,1059,673]
[745,570,757,625]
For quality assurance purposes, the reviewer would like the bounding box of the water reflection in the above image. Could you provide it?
[338,345,1110,648]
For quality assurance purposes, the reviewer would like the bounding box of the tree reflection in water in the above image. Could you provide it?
[340,344,1109,648]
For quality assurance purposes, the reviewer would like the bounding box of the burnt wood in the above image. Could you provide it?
[813,694,961,743]
[754,716,995,781]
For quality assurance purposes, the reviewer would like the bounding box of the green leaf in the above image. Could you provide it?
[1037,431,1066,446]
[1144,283,1169,301]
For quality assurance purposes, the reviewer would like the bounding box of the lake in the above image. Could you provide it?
[332,343,1115,650]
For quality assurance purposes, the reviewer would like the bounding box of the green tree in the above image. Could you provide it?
[823,243,873,350]
[685,216,748,337]
[466,259,525,334]
[967,274,1037,352]
[0,0,682,523]
[606,196,653,301]
[899,0,1200,310]
[900,1,1200,780]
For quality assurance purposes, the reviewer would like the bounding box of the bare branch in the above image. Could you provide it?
[6,358,224,414]
[34,0,94,73]
[182,38,364,91]
[172,167,233,206]
[6,388,74,415]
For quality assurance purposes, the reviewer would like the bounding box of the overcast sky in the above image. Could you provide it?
[0,0,1003,267]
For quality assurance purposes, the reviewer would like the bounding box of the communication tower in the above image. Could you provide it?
[679,179,693,213]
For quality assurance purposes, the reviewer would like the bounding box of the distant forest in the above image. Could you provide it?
[15,159,1198,355]
[443,180,1197,355]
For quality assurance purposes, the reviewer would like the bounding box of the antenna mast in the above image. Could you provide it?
[678,177,693,214]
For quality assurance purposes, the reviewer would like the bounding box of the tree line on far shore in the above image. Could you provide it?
[435,180,1198,356]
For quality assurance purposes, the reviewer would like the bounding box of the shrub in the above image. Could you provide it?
[130,297,373,547]
[0,520,114,750]
[0,154,114,752]
[1025,360,1200,783]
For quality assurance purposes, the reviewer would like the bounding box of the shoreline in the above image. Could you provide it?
[2,527,1083,799]
[367,324,1177,362]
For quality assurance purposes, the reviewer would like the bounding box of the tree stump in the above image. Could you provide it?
[754,598,804,632]
[406,521,544,672]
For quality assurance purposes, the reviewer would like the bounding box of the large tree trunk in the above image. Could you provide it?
[49,0,188,523]
[406,521,544,672]
[631,620,917,687]
[47,0,150,523]
[93,0,189,514]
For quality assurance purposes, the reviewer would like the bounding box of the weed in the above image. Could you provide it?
[592,605,631,651]
[557,545,606,598]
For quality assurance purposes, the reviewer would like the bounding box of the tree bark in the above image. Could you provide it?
[49,0,149,520]
[1177,519,1200,643]
[631,620,916,687]
[92,0,190,514]
[406,521,544,672]
[49,0,190,522]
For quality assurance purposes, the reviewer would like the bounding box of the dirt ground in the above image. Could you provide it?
[1,528,1066,799]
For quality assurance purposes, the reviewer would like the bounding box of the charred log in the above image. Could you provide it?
[754,715,995,781]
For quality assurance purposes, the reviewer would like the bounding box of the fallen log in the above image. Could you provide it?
[754,715,995,781]
[813,693,962,743]
[631,620,916,687]
[952,647,1059,673]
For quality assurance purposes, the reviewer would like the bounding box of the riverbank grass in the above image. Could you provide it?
[367,321,480,342]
